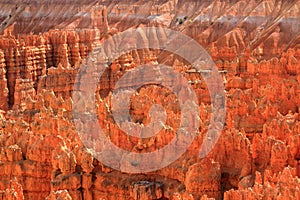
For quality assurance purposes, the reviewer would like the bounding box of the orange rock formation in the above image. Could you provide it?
[0,0,300,200]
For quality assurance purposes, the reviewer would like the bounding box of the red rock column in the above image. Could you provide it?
[67,31,82,67]
[50,31,70,68]
[91,5,109,32]
[0,50,8,110]
[34,35,47,80]
[5,47,18,107]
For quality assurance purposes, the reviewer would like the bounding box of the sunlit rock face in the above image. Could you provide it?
[0,0,300,199]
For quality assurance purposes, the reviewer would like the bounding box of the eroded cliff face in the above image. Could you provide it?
[0,0,300,200]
